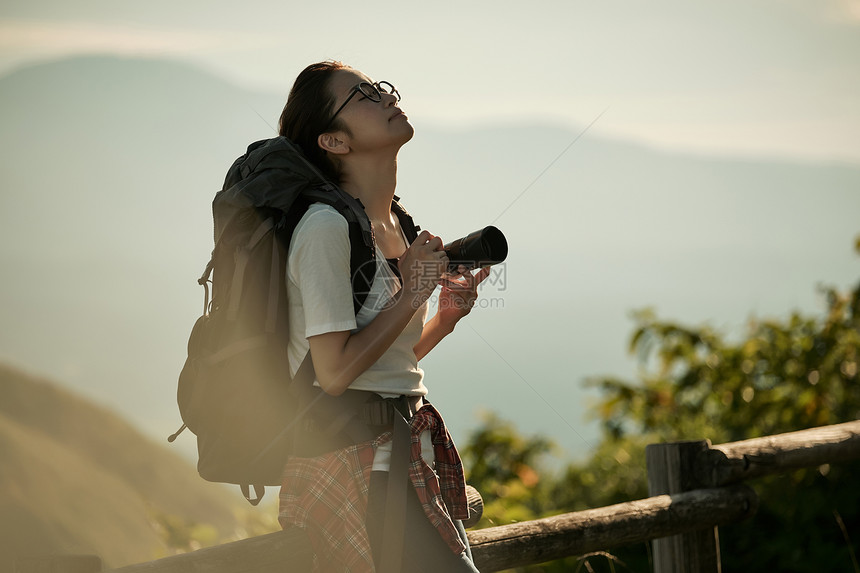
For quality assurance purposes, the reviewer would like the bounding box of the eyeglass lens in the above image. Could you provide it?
[377,81,399,100]
[358,83,381,101]
[358,81,400,102]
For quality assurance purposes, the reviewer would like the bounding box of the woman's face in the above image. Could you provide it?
[326,69,414,153]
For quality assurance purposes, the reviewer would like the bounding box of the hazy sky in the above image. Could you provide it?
[2,0,859,162]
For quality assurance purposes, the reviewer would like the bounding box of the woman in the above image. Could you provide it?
[277,61,488,572]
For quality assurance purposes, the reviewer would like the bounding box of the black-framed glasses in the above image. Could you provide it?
[326,81,400,129]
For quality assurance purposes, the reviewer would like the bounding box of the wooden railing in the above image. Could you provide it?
[17,420,860,573]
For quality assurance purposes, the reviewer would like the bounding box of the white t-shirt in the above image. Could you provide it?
[286,203,429,395]
[286,203,433,471]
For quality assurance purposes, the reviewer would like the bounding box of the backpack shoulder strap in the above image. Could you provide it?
[391,195,420,245]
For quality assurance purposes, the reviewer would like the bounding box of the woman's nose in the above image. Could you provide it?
[382,92,397,106]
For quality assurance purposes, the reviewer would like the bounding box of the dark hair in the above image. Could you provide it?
[279,61,352,182]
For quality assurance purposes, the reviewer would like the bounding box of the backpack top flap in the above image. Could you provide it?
[214,137,319,245]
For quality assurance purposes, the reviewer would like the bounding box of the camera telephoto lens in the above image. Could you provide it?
[443,226,508,273]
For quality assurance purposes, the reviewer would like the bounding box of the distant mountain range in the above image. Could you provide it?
[0,362,259,571]
[0,54,858,463]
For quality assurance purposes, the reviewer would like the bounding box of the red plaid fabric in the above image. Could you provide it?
[278,403,467,572]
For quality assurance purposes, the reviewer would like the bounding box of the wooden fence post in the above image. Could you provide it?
[647,440,720,573]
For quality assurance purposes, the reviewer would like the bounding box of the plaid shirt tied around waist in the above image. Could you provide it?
[278,402,468,573]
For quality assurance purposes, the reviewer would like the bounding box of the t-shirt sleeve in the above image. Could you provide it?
[287,206,358,337]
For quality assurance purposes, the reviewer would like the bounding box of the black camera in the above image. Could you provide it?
[444,226,508,273]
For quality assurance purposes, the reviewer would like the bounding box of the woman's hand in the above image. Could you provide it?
[436,265,492,328]
[412,264,493,361]
[398,230,449,306]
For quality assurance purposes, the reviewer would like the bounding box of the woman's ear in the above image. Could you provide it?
[318,132,350,155]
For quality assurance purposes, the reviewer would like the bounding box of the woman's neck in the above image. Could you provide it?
[339,154,399,220]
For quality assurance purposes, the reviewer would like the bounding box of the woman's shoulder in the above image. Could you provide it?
[303,202,345,220]
[295,203,348,236]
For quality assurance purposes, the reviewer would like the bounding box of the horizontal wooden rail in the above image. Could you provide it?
[105,528,310,573]
[697,419,860,488]
[468,485,757,572]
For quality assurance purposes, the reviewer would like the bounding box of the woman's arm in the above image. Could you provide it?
[309,230,448,396]
[309,286,423,395]
[413,312,454,361]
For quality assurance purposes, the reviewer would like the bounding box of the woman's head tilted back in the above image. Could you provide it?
[280,61,413,187]
[279,61,351,182]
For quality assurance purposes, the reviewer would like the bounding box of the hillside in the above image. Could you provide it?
[0,363,260,571]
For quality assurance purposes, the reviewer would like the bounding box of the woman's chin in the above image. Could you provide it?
[398,122,416,144]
